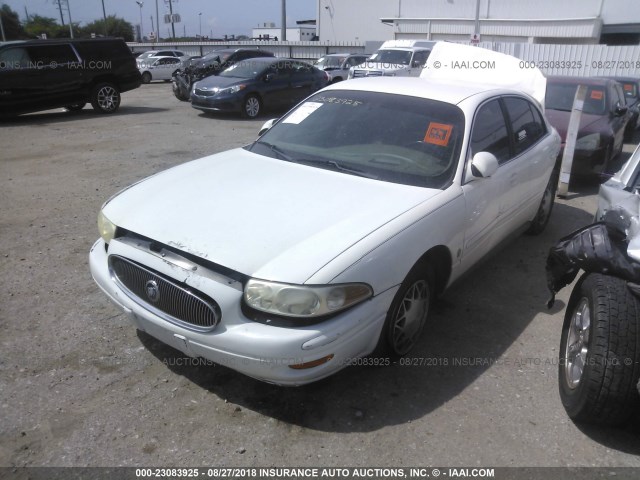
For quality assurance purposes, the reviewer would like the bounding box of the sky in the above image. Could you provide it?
[1,0,317,37]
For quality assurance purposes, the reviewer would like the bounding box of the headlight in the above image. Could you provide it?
[98,211,117,244]
[217,84,246,95]
[575,133,600,151]
[244,279,372,318]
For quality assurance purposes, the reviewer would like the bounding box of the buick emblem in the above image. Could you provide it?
[145,280,160,303]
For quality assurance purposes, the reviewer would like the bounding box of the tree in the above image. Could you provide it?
[0,4,27,40]
[80,15,134,41]
[24,14,69,38]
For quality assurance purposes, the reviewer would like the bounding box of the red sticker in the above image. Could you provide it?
[624,84,633,92]
[590,90,603,100]
[424,122,453,146]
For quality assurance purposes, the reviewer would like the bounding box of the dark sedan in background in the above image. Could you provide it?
[545,76,630,176]
[191,57,330,118]
[172,48,274,101]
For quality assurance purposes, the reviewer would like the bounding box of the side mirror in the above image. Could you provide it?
[614,102,628,116]
[470,152,499,178]
[264,73,275,83]
[258,118,278,136]
[412,60,421,68]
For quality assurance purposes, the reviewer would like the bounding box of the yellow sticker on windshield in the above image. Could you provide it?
[424,122,453,146]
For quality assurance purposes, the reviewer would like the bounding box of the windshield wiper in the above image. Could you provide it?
[298,158,379,180]
[253,142,378,179]
[254,141,296,162]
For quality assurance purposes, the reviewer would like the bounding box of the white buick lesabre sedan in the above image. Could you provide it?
[90,45,560,385]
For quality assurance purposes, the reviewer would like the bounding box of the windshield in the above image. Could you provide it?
[315,56,345,69]
[545,83,607,115]
[220,60,268,78]
[368,49,412,65]
[246,90,464,189]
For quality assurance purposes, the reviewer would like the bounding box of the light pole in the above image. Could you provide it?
[198,12,202,39]
[101,0,107,36]
[155,0,159,41]
[136,1,144,41]
[66,0,74,38]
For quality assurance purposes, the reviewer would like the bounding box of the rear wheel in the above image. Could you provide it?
[241,94,261,119]
[90,83,121,114]
[526,169,557,235]
[559,273,640,426]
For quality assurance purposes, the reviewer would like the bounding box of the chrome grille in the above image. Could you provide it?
[109,255,221,331]
[194,88,215,97]
[351,70,367,78]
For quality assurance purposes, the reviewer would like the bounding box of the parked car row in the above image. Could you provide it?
[544,75,637,177]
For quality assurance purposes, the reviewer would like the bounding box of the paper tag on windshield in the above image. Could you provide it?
[283,102,323,124]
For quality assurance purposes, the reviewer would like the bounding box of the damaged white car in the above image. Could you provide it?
[91,43,560,385]
[548,143,640,426]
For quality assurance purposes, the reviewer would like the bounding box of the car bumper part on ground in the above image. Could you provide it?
[89,237,395,386]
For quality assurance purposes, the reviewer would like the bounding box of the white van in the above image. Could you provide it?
[348,40,436,79]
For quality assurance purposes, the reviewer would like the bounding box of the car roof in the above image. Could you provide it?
[547,76,612,87]
[147,55,179,61]
[321,77,520,106]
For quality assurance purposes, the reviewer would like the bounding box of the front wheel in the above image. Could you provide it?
[375,266,434,357]
[241,94,261,119]
[90,83,121,114]
[141,72,152,84]
[559,273,640,426]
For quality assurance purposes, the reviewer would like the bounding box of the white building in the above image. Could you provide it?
[252,23,316,41]
[317,0,640,44]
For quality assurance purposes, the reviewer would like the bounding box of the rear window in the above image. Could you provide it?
[545,83,607,115]
[74,40,131,61]
[621,82,638,100]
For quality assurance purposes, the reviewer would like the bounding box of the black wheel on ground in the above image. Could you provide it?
[90,83,121,114]
[559,273,640,426]
[241,94,261,119]
[374,264,435,358]
[141,72,152,84]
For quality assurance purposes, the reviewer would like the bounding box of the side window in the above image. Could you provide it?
[614,84,625,109]
[503,96,545,156]
[0,47,32,70]
[412,51,429,67]
[26,44,77,66]
[471,99,511,164]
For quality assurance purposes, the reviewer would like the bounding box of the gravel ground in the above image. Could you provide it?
[1,83,639,469]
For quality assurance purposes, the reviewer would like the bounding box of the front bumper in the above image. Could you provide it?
[190,92,242,113]
[89,237,395,386]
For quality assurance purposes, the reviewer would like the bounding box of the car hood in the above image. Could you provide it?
[195,75,250,89]
[103,148,440,283]
[544,109,608,141]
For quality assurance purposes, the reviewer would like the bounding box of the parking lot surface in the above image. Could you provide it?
[1,84,639,468]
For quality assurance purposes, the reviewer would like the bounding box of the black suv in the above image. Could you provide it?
[0,38,141,117]
[172,48,273,101]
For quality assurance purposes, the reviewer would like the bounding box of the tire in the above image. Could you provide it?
[241,94,261,119]
[331,77,343,84]
[374,265,434,358]
[526,169,557,235]
[172,83,190,102]
[559,273,640,426]
[63,103,86,112]
[141,72,152,84]
[90,83,121,114]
